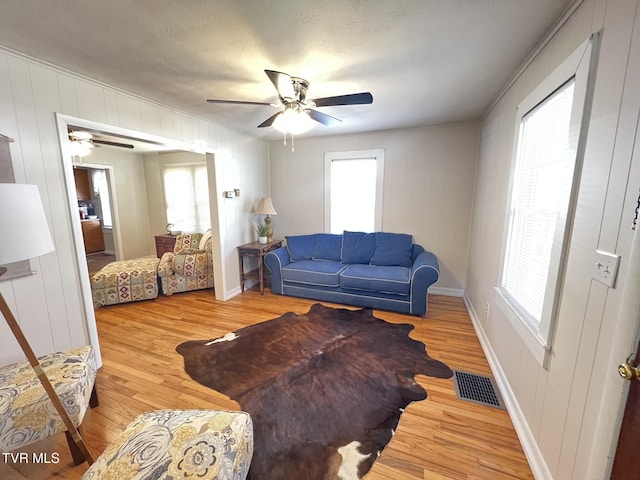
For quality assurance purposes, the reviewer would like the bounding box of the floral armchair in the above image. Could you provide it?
[158,231,214,296]
[0,346,98,465]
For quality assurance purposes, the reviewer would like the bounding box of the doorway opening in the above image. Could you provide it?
[55,113,222,355]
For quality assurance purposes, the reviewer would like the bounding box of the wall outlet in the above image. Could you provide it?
[484,302,490,318]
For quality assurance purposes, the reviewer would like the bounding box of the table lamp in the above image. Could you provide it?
[0,183,94,464]
[255,197,278,242]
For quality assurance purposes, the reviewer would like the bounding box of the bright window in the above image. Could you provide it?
[324,150,384,234]
[163,163,210,233]
[496,35,597,368]
[91,169,112,228]
[502,79,575,324]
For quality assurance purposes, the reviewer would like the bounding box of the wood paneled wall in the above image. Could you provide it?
[466,0,640,478]
[0,47,269,366]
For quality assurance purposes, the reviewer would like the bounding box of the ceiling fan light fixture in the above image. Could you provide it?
[69,130,93,141]
[68,139,93,157]
[272,107,314,135]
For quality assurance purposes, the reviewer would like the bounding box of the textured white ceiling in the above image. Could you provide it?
[0,0,572,140]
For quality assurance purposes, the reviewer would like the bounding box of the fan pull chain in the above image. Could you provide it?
[282,132,295,152]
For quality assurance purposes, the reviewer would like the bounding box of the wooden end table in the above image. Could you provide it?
[237,239,283,294]
[154,234,178,257]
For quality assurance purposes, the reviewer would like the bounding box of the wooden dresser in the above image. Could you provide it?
[154,234,178,257]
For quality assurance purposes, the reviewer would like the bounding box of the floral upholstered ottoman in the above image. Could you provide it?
[82,410,254,480]
[0,346,98,463]
[91,256,160,307]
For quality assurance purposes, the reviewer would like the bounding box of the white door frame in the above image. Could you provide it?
[54,113,224,362]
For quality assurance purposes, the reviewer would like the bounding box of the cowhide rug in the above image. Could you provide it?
[176,303,452,480]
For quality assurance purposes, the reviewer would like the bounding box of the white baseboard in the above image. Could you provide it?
[429,286,465,297]
[463,292,552,480]
[223,285,242,300]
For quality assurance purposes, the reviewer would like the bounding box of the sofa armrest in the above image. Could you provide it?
[264,247,291,294]
[157,252,175,277]
[410,250,440,315]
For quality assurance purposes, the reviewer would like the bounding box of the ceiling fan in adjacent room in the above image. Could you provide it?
[68,130,134,157]
[206,70,373,148]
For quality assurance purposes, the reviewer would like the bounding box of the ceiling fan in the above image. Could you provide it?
[68,130,134,149]
[206,70,373,133]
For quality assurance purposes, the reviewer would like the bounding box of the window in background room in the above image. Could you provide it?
[163,163,211,233]
[324,149,384,234]
[496,35,598,369]
[91,169,112,228]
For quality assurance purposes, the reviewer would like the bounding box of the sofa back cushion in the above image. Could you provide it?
[370,232,413,267]
[312,234,343,261]
[341,231,376,264]
[174,233,203,253]
[286,234,316,261]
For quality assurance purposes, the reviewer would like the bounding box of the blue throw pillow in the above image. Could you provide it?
[313,234,343,261]
[370,232,413,267]
[286,235,316,262]
[341,231,375,264]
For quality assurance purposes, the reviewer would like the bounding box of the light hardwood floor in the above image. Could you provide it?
[0,289,534,479]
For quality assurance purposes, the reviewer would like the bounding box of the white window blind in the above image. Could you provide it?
[330,159,377,233]
[324,150,384,234]
[496,35,597,369]
[91,169,112,228]
[502,80,576,327]
[163,163,210,233]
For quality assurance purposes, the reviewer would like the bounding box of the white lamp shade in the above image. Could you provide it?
[255,197,277,215]
[0,184,55,265]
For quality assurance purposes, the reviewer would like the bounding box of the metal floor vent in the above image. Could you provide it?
[453,370,505,409]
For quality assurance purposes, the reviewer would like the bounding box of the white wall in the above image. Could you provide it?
[0,47,269,366]
[87,148,155,259]
[466,0,640,478]
[269,122,480,291]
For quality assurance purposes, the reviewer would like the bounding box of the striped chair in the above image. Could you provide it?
[158,231,214,296]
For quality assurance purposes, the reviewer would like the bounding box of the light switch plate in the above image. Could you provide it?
[593,250,620,287]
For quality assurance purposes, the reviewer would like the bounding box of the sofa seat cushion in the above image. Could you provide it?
[340,264,411,295]
[282,260,347,287]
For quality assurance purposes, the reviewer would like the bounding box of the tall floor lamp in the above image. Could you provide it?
[0,183,94,464]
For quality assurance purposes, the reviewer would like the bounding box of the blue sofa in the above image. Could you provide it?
[264,231,439,315]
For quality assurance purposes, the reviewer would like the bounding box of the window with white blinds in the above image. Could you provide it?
[163,163,211,234]
[91,169,113,228]
[495,35,597,368]
[502,79,575,327]
[324,150,384,234]
[330,158,378,233]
